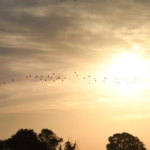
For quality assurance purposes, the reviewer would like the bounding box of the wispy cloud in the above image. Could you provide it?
[96,98,113,102]
[1,0,150,114]
[112,113,150,120]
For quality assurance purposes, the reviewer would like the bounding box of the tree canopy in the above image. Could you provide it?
[38,129,63,150]
[2,129,45,150]
[106,132,147,150]
[0,128,78,150]
[64,141,79,150]
[0,129,147,150]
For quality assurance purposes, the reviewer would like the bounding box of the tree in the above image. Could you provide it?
[1,128,78,150]
[0,140,4,150]
[64,141,79,150]
[38,128,63,150]
[2,129,45,150]
[106,132,147,150]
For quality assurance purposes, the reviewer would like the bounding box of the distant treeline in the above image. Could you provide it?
[0,128,147,150]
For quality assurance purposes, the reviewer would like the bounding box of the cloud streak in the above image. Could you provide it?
[112,113,150,120]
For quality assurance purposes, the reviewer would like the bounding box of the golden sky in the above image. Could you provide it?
[1,0,150,149]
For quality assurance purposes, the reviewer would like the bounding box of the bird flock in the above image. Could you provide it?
[74,72,138,85]
[26,73,66,82]
[2,72,139,86]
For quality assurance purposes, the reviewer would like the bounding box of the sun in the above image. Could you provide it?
[106,53,149,94]
[107,53,147,79]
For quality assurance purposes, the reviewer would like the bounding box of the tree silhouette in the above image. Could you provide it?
[64,141,79,150]
[0,140,3,147]
[38,128,63,150]
[0,140,5,150]
[0,128,78,150]
[58,144,62,150]
[106,132,146,150]
[0,129,45,150]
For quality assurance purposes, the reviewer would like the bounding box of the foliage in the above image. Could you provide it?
[106,132,147,150]
[0,128,63,150]
[5,129,44,150]
[64,141,79,150]
[38,128,63,150]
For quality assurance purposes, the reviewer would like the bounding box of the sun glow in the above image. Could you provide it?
[108,54,144,78]
[106,53,149,94]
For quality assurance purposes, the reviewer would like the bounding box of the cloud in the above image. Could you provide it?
[96,98,113,102]
[1,0,150,69]
[2,0,149,74]
[1,0,150,114]
[112,113,150,120]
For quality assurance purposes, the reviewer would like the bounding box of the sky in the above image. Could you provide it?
[1,0,150,149]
